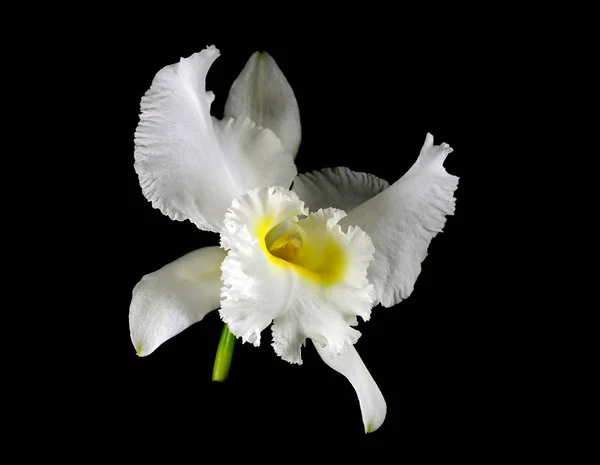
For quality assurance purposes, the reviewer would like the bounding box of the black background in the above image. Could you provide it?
[69,25,527,460]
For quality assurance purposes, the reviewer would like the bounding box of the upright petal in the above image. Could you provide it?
[342,133,458,307]
[313,342,386,433]
[292,167,389,212]
[224,52,301,159]
[212,116,296,202]
[134,46,297,232]
[130,246,226,356]
[219,187,375,363]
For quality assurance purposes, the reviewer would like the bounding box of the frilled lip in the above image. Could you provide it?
[218,186,376,364]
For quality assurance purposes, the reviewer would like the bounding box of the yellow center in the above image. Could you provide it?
[268,231,303,262]
[256,217,346,285]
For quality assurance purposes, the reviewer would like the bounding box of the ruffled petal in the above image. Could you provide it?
[219,187,375,363]
[134,46,297,232]
[342,133,458,307]
[292,166,389,212]
[314,342,386,433]
[224,52,301,159]
[129,246,226,356]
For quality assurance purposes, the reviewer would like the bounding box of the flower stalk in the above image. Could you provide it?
[212,324,236,381]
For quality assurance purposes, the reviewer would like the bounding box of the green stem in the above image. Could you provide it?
[212,324,236,382]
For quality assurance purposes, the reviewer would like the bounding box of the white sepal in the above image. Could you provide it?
[129,246,226,356]
[225,51,301,159]
[314,342,387,433]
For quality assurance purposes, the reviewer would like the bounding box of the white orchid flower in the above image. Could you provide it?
[129,45,458,434]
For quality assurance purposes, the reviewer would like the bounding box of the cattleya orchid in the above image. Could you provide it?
[130,45,458,434]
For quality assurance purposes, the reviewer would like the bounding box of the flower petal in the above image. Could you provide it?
[219,187,375,363]
[212,116,297,201]
[342,133,458,307]
[134,46,297,232]
[313,341,386,433]
[292,167,389,212]
[129,246,226,356]
[224,52,301,159]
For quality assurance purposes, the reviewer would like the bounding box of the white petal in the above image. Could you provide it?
[292,167,389,212]
[313,342,386,433]
[342,133,458,307]
[134,46,297,232]
[129,246,226,356]
[224,52,301,159]
[219,187,375,363]
[212,116,297,200]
